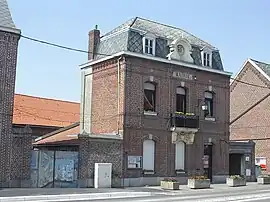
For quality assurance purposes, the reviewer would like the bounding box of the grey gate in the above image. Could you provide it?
[31,150,79,188]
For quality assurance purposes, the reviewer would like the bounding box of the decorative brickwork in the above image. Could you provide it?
[89,55,230,182]
[0,30,20,187]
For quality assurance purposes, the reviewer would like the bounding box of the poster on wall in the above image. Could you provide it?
[127,156,142,168]
[255,157,267,170]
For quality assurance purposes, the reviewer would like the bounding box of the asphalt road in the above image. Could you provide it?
[60,189,270,202]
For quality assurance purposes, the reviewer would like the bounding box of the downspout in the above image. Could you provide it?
[117,56,123,135]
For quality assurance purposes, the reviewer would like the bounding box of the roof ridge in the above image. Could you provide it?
[250,58,270,65]
[134,17,217,50]
[101,17,136,38]
[15,93,79,104]
[34,122,80,143]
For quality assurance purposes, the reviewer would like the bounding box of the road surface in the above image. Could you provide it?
[63,188,270,202]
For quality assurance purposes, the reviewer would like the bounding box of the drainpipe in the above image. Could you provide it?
[117,56,123,135]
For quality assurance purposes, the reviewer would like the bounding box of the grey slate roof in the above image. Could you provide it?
[251,59,270,76]
[95,17,224,70]
[102,17,217,51]
[0,0,16,29]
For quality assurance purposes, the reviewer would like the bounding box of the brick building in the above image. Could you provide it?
[80,17,232,185]
[230,58,270,173]
[0,0,21,187]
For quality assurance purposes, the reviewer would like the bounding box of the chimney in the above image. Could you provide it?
[88,25,100,60]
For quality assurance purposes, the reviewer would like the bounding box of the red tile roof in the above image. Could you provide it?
[13,94,80,127]
[34,122,80,145]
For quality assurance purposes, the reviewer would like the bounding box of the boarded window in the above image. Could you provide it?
[143,139,155,170]
[175,141,185,170]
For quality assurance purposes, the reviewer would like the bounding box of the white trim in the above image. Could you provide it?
[143,36,156,56]
[176,87,186,95]
[80,51,233,76]
[0,25,21,35]
[230,58,270,86]
[201,50,212,67]
[144,82,155,90]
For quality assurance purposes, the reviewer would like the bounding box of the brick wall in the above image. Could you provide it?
[78,135,123,187]
[123,56,230,178]
[230,61,270,173]
[11,126,32,187]
[0,30,20,187]
[91,59,125,134]
[90,55,230,180]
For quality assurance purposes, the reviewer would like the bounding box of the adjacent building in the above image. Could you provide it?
[13,94,80,140]
[0,0,21,187]
[80,17,232,185]
[230,58,270,173]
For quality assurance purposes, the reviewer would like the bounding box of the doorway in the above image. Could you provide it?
[229,153,243,176]
[203,144,213,182]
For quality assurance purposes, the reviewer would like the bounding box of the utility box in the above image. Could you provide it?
[94,163,112,188]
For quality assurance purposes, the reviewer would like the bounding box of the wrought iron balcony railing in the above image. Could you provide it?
[171,112,199,129]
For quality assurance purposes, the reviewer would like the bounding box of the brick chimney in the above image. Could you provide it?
[88,25,100,60]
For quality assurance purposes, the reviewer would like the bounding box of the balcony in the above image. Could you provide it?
[170,112,199,145]
[170,112,199,129]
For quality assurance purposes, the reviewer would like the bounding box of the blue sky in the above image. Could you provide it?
[8,0,269,102]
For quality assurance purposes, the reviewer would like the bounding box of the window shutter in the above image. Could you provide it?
[143,140,155,170]
[175,141,185,170]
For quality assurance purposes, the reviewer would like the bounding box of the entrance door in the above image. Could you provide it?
[203,144,213,182]
[229,154,242,176]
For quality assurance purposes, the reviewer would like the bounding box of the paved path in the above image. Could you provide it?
[1,183,270,201]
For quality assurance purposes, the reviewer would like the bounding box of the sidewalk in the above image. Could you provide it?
[0,182,269,202]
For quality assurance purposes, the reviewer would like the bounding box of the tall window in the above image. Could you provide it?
[202,51,212,67]
[143,37,155,55]
[176,87,186,113]
[204,91,213,117]
[175,141,185,170]
[144,82,156,112]
[143,139,155,171]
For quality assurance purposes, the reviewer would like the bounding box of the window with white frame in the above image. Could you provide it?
[143,37,155,55]
[204,91,214,117]
[202,51,212,67]
[144,82,156,112]
[143,139,155,171]
[175,141,185,170]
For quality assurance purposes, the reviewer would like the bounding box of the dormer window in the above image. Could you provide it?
[143,37,155,55]
[201,50,212,67]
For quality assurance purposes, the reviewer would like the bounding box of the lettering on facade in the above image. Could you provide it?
[173,72,193,80]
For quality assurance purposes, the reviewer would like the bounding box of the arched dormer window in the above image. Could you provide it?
[144,82,156,112]
[176,87,186,113]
